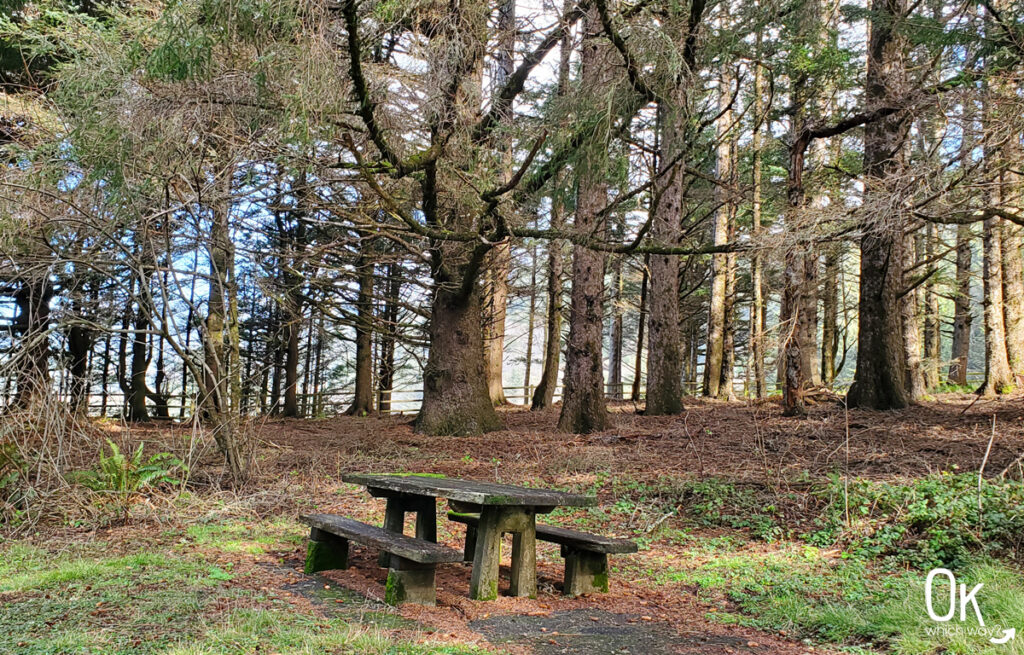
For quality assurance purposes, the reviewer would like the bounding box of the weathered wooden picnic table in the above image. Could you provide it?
[343,474,597,600]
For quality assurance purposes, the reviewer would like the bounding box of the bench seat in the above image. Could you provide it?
[447,511,637,596]
[300,513,461,606]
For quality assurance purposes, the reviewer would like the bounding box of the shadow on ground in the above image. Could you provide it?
[471,608,758,655]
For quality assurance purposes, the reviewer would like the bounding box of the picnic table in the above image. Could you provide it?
[343,473,597,600]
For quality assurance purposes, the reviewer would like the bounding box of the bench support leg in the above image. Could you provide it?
[562,547,609,596]
[379,495,438,567]
[510,524,537,598]
[304,527,349,574]
[385,556,437,606]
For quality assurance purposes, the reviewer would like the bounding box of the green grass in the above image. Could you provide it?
[0,523,491,655]
[628,538,1024,655]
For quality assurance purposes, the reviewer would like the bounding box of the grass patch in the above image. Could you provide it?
[0,521,492,655]
[631,538,1024,654]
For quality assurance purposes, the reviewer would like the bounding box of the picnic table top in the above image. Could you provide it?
[343,474,597,508]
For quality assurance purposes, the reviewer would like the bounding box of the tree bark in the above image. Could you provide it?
[377,259,401,414]
[820,246,840,386]
[749,54,767,400]
[558,7,609,434]
[631,259,648,402]
[644,101,686,414]
[979,214,1014,394]
[948,223,973,385]
[347,244,375,415]
[532,232,564,410]
[922,223,941,389]
[901,231,926,401]
[847,0,910,410]
[608,252,624,400]
[417,285,502,434]
[1001,222,1024,376]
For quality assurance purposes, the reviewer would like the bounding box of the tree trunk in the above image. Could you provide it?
[631,259,648,402]
[531,2,571,412]
[417,285,502,435]
[12,275,53,408]
[749,55,767,400]
[67,322,92,413]
[347,246,375,416]
[203,171,247,481]
[532,233,563,410]
[557,8,610,434]
[901,231,926,401]
[608,253,624,400]
[820,246,840,386]
[703,69,733,398]
[481,0,516,407]
[281,305,300,416]
[847,0,909,410]
[979,214,1014,395]
[482,242,510,406]
[922,223,941,389]
[645,101,685,414]
[948,223,973,385]
[718,219,737,401]
[523,243,538,403]
[1001,223,1024,376]
[378,259,400,413]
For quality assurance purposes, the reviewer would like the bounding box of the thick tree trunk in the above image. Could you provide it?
[347,248,375,416]
[1001,222,1024,376]
[557,7,609,434]
[948,224,973,385]
[644,103,685,414]
[979,215,1014,395]
[847,0,910,410]
[417,286,502,435]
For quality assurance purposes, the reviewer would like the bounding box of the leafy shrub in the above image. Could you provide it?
[71,439,184,519]
[805,473,1024,568]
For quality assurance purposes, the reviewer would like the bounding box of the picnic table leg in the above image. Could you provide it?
[469,507,503,600]
[509,510,537,598]
[469,506,537,600]
[412,497,437,543]
[379,497,405,566]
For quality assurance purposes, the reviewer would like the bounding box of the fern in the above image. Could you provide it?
[72,440,185,519]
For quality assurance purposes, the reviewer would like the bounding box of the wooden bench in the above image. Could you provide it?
[448,512,637,596]
[300,513,462,606]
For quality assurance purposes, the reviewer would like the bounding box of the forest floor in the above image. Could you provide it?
[4,393,1024,654]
